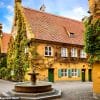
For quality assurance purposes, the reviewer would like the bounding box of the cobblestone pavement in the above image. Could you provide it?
[52,81,94,100]
[0,79,96,100]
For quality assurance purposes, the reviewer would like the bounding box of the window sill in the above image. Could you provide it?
[80,57,87,59]
[71,56,78,58]
[44,55,53,57]
[61,56,68,58]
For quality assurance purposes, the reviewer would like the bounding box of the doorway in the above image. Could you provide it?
[88,69,92,81]
[48,68,54,82]
[81,69,86,82]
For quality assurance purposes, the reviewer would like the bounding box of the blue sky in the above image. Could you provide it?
[0,0,89,33]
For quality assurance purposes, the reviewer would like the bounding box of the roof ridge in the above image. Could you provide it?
[22,6,82,24]
[3,33,11,35]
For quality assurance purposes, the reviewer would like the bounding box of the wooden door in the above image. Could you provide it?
[82,69,86,82]
[48,68,54,82]
[88,69,92,81]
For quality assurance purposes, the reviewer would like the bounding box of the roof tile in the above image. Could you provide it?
[1,33,11,53]
[23,7,84,45]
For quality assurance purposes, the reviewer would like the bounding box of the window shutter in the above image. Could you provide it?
[70,69,72,77]
[58,69,62,78]
[77,69,80,77]
[68,69,72,78]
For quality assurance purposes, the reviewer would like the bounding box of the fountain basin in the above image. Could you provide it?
[15,81,52,93]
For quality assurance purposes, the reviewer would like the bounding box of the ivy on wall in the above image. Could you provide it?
[84,18,100,64]
[7,3,29,82]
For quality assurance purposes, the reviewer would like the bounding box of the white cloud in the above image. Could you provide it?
[55,6,89,21]
[4,14,13,24]
[73,7,86,16]
[3,23,12,33]
[6,5,14,13]
[3,15,13,33]
[0,2,4,8]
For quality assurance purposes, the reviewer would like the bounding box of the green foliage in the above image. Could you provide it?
[7,4,29,82]
[0,67,12,80]
[84,19,100,63]
[0,53,7,68]
[0,67,7,79]
[29,45,39,59]
[85,24,95,55]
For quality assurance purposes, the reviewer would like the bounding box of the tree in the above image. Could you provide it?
[7,4,29,82]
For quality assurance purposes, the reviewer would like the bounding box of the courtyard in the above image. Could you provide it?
[0,79,96,100]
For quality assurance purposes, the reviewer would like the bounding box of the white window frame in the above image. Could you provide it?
[44,46,53,56]
[71,48,77,57]
[61,48,68,57]
[72,69,78,77]
[61,69,68,77]
[80,49,87,58]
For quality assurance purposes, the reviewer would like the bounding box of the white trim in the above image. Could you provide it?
[61,48,68,57]
[72,69,78,77]
[44,46,53,56]
[71,48,77,57]
[80,49,87,58]
[61,69,68,77]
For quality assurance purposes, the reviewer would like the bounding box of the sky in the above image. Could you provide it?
[0,0,89,33]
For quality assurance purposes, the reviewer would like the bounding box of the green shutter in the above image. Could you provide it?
[77,69,80,77]
[68,69,72,78]
[58,69,62,78]
[70,69,72,78]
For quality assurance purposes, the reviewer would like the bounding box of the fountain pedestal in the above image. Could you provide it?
[28,71,38,85]
[5,71,61,99]
[15,71,52,93]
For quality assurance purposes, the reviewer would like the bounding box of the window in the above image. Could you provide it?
[61,48,68,57]
[45,46,53,56]
[72,69,78,77]
[80,49,86,58]
[61,69,68,77]
[69,33,75,38]
[71,48,77,57]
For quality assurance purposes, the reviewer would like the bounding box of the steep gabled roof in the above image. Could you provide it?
[1,33,11,53]
[23,7,84,45]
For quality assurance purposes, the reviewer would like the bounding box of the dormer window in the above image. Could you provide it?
[69,33,75,38]
[45,46,53,56]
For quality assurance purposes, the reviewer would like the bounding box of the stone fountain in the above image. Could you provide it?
[4,71,61,100]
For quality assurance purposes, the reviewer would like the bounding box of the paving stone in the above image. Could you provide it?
[0,80,96,100]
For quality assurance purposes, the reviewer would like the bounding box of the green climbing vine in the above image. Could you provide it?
[84,18,100,64]
[7,3,29,82]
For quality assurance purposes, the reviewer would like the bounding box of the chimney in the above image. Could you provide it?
[40,4,46,12]
[0,23,2,37]
[15,0,22,4]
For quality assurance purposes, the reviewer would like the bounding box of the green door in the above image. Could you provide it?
[88,69,92,81]
[48,68,54,82]
[81,69,86,82]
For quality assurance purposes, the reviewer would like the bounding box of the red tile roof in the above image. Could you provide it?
[23,7,84,45]
[1,33,11,53]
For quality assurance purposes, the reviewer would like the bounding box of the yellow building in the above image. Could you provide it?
[12,0,92,82]
[88,0,100,98]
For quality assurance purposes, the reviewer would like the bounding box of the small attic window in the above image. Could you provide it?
[69,33,75,38]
